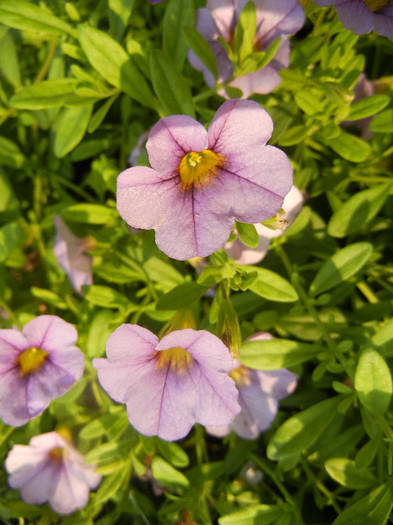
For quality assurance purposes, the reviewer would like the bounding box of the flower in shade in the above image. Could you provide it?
[188,0,305,98]
[0,316,85,427]
[5,432,101,515]
[117,99,293,260]
[53,216,93,293]
[93,325,241,441]
[225,185,304,265]
[208,332,298,439]
[314,0,393,40]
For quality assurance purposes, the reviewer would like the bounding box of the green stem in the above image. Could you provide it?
[193,88,218,103]
[356,281,379,304]
[301,459,342,515]
[34,38,58,84]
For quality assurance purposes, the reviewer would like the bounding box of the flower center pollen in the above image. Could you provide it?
[48,446,66,462]
[155,347,193,373]
[16,346,49,377]
[178,149,225,191]
[230,366,251,387]
[363,0,390,11]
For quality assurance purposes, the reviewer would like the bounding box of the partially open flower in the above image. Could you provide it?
[188,0,305,98]
[93,325,241,441]
[5,432,101,515]
[0,316,84,427]
[207,332,298,439]
[314,0,393,40]
[117,99,293,260]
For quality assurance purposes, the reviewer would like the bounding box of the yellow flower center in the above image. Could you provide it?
[363,0,390,11]
[155,347,193,373]
[230,366,251,387]
[48,446,66,462]
[16,346,49,377]
[178,149,225,191]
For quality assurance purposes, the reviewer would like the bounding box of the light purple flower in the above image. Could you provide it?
[93,325,241,441]
[208,332,298,439]
[53,216,93,293]
[225,185,304,265]
[188,0,305,98]
[0,316,85,427]
[117,99,293,260]
[5,432,101,515]
[314,0,393,40]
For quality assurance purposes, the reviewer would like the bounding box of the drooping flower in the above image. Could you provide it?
[117,99,293,260]
[188,0,305,98]
[0,316,85,427]
[314,0,393,40]
[225,185,305,265]
[208,332,298,439]
[5,432,101,515]
[53,216,93,293]
[93,325,241,441]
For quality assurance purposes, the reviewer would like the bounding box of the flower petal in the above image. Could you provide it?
[104,324,158,361]
[22,316,78,352]
[255,0,305,43]
[0,369,30,426]
[335,0,374,33]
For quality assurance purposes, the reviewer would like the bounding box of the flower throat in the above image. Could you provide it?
[178,149,225,191]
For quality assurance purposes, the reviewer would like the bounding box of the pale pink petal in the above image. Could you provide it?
[335,0,374,33]
[50,464,91,515]
[22,316,78,352]
[256,369,298,399]
[104,323,158,361]
[0,369,30,426]
[255,0,305,43]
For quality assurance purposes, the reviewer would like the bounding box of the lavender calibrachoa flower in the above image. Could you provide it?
[5,432,101,515]
[93,325,241,441]
[208,333,298,439]
[0,316,84,427]
[53,216,93,294]
[117,99,293,260]
[314,0,393,40]
[188,0,305,98]
[225,185,304,265]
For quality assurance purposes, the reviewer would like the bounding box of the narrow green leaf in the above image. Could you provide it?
[78,25,157,109]
[10,79,84,110]
[61,203,118,224]
[346,94,390,121]
[235,1,256,63]
[325,458,378,489]
[151,457,190,490]
[84,285,132,309]
[96,467,129,503]
[184,26,218,80]
[0,223,21,263]
[0,30,21,88]
[108,0,135,41]
[150,50,195,117]
[309,242,373,297]
[267,396,342,462]
[197,266,223,287]
[236,222,259,248]
[218,504,288,525]
[354,348,392,416]
[327,184,391,238]
[156,282,208,310]
[54,104,93,158]
[294,90,324,116]
[325,130,371,162]
[240,338,320,370]
[30,287,67,309]
[369,108,393,133]
[0,136,24,168]
[163,0,194,69]
[156,440,189,468]
[88,95,119,133]
[247,267,298,302]
[0,0,74,36]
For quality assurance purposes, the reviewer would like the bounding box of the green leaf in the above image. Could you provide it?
[309,242,373,297]
[84,285,131,309]
[240,338,320,370]
[156,282,209,310]
[327,184,391,238]
[332,478,393,525]
[88,95,119,133]
[108,0,135,41]
[95,467,129,503]
[0,0,74,36]
[163,0,194,69]
[30,287,67,309]
[369,108,393,133]
[197,266,223,287]
[346,94,390,121]
[150,50,195,117]
[294,90,324,116]
[0,136,24,168]
[10,79,84,110]
[355,435,380,470]
[325,458,377,489]
[156,440,189,468]
[267,396,342,463]
[235,1,256,64]
[0,30,21,88]
[54,104,93,158]
[236,222,259,248]
[354,348,392,416]
[151,457,190,490]
[87,310,115,358]
[247,267,298,302]
[184,26,218,80]
[61,203,118,224]
[78,25,157,109]
[325,130,371,162]
[144,256,184,290]
[0,222,21,263]
[218,504,288,525]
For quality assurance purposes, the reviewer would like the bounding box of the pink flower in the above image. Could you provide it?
[0,316,85,427]
[208,333,298,439]
[314,0,393,40]
[117,99,293,260]
[225,185,305,264]
[53,216,93,293]
[5,432,101,515]
[93,325,241,441]
[188,0,305,98]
